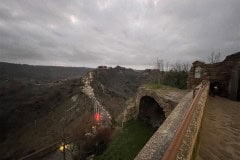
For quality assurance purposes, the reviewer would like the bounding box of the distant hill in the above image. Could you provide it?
[0,62,92,148]
[0,65,159,159]
[0,62,92,83]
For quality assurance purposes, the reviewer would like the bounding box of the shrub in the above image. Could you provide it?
[162,70,188,89]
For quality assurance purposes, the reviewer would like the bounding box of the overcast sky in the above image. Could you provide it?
[0,0,240,69]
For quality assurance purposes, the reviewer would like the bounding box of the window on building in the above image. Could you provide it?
[195,66,201,78]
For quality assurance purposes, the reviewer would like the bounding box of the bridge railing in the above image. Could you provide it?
[162,80,209,160]
[135,81,209,160]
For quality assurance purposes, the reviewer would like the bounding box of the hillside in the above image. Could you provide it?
[0,62,92,159]
[0,62,92,83]
[0,65,159,160]
[91,67,158,119]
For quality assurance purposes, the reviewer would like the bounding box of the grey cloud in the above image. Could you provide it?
[0,0,240,69]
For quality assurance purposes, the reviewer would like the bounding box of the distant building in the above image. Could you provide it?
[187,52,240,101]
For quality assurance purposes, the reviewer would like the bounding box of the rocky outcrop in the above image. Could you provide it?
[81,71,112,127]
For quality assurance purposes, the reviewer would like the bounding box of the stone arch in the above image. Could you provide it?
[135,90,175,128]
[136,91,172,118]
[138,96,166,128]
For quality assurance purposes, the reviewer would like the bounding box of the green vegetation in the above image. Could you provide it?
[162,71,188,89]
[94,120,155,160]
[145,83,174,90]
[147,70,188,90]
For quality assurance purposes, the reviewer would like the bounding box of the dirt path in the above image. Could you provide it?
[197,96,240,160]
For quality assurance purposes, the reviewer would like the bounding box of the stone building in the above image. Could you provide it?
[187,52,240,101]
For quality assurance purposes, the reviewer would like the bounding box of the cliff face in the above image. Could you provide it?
[0,65,159,160]
[0,62,92,145]
[89,67,160,122]
[0,78,94,159]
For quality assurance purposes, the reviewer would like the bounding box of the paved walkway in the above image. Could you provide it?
[197,96,240,160]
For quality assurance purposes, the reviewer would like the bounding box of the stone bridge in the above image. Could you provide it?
[134,87,186,129]
[122,86,187,124]
[135,89,177,118]
[135,81,240,160]
[135,81,209,160]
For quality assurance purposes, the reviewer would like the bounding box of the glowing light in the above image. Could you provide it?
[95,113,100,121]
[59,145,64,152]
[59,144,71,152]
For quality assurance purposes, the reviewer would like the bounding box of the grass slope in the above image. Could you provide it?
[94,120,155,160]
[145,83,175,90]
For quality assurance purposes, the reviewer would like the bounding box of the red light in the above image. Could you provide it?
[95,113,100,121]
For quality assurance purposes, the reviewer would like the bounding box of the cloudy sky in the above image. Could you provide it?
[0,0,240,69]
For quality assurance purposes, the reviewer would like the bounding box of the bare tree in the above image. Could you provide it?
[155,58,165,84]
[60,123,68,160]
[71,113,95,159]
[156,58,164,72]
[50,110,74,160]
[208,52,221,64]
[165,62,170,72]
[50,118,68,160]
[171,62,190,72]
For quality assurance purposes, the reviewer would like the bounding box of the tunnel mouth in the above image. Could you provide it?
[209,81,221,96]
[138,96,166,129]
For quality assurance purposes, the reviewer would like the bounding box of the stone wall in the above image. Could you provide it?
[134,82,209,160]
[120,86,186,123]
[134,91,193,160]
[176,82,209,159]
[187,61,208,89]
[135,87,178,118]
[187,52,240,100]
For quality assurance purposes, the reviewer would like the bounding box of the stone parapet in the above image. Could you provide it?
[176,82,209,159]
[134,91,193,160]
[135,82,209,160]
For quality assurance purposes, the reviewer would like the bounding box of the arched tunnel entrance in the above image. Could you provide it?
[138,96,166,129]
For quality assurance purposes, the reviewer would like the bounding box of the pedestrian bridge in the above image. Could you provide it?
[135,81,240,160]
[135,81,209,160]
